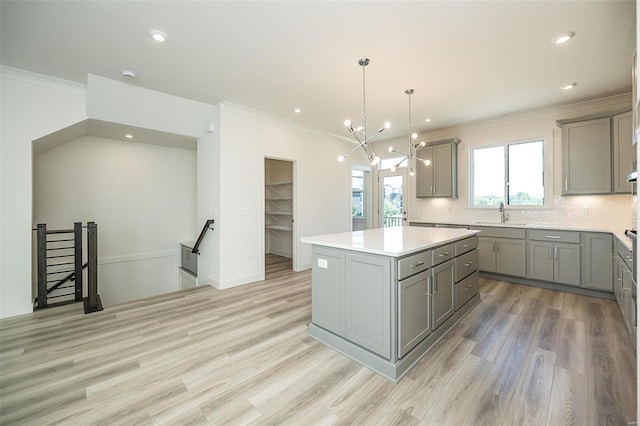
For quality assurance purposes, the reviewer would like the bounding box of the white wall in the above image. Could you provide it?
[0,67,86,318]
[374,93,634,230]
[33,136,197,305]
[211,102,365,289]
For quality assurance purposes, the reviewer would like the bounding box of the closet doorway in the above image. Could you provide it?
[264,158,294,277]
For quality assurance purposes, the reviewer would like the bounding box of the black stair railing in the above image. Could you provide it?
[192,219,214,254]
[34,221,102,314]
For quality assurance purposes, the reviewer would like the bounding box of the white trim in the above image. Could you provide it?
[1,65,87,94]
[215,273,264,290]
[98,250,176,265]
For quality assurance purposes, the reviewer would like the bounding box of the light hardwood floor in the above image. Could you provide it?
[1,256,636,425]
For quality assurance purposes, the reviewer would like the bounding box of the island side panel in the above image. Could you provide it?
[345,252,392,359]
[311,246,346,337]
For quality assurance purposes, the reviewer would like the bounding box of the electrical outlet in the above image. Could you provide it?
[318,258,328,269]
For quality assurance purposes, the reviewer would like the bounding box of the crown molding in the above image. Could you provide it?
[1,66,86,94]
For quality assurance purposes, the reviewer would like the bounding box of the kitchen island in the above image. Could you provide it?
[301,226,481,382]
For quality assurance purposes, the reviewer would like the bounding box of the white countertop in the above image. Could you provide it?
[300,227,479,257]
[409,220,633,251]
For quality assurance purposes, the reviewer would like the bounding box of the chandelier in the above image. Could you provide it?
[388,89,431,176]
[338,58,390,165]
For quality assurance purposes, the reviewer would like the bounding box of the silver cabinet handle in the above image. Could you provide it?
[463,243,470,248]
[565,179,568,191]
[466,284,473,290]
[545,235,562,239]
[465,262,473,267]
[438,252,450,257]
[411,261,425,268]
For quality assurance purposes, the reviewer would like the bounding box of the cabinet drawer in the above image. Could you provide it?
[433,243,455,266]
[455,270,479,310]
[455,249,479,282]
[618,242,633,269]
[455,235,479,256]
[470,226,526,239]
[398,250,433,280]
[527,229,580,243]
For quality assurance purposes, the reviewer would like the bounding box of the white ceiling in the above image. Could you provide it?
[1,1,636,141]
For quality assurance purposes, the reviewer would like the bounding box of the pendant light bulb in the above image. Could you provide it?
[338,155,346,162]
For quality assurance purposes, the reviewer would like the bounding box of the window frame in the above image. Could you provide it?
[469,138,549,209]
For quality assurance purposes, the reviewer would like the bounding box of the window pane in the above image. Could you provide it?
[380,157,408,170]
[473,146,505,206]
[508,141,544,205]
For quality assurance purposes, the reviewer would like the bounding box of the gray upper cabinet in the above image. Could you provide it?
[416,138,460,198]
[398,270,431,358]
[345,252,392,359]
[582,232,613,292]
[613,111,634,194]
[562,118,612,195]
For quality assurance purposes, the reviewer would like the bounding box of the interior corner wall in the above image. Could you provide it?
[217,103,364,288]
[33,136,197,305]
[0,71,87,319]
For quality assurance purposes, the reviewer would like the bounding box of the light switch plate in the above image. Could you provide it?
[318,258,328,269]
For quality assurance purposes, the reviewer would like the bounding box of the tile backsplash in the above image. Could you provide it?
[411,194,632,231]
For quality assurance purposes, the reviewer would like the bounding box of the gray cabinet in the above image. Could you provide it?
[398,270,431,358]
[432,260,455,330]
[582,232,613,292]
[561,118,612,195]
[345,252,392,359]
[474,227,526,277]
[311,247,346,337]
[613,111,635,194]
[614,237,635,344]
[527,229,581,287]
[416,138,460,198]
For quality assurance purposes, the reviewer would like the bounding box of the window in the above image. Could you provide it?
[379,156,407,171]
[471,140,544,207]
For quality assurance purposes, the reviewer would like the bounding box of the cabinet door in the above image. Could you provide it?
[554,243,581,287]
[613,111,634,194]
[311,247,345,337]
[398,270,431,358]
[416,146,434,197]
[582,232,613,291]
[433,143,453,197]
[432,260,455,330]
[345,252,391,359]
[528,241,554,282]
[621,265,632,332]
[496,238,526,277]
[478,237,497,273]
[562,118,612,194]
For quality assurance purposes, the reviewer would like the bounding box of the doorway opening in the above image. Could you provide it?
[378,169,407,227]
[264,158,294,277]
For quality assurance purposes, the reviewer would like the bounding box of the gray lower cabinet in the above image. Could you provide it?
[473,226,526,278]
[398,270,431,358]
[582,232,613,291]
[432,260,455,330]
[345,252,391,359]
[311,247,345,337]
[528,241,581,286]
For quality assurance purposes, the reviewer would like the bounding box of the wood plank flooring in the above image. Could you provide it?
[1,257,636,425]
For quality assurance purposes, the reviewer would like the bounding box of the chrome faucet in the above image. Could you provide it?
[499,201,508,223]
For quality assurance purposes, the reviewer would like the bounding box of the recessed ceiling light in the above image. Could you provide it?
[125,134,133,139]
[294,108,301,114]
[148,29,168,43]
[425,118,431,123]
[562,82,577,90]
[552,31,575,45]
